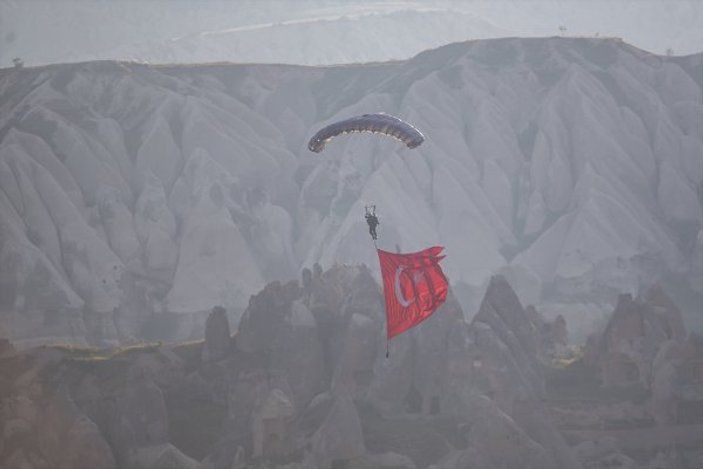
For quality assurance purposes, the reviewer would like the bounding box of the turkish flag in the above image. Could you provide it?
[377,246,449,339]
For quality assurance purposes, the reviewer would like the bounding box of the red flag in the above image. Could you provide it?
[377,246,449,339]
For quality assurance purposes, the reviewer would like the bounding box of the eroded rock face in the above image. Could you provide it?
[431,394,561,469]
[573,437,638,469]
[226,369,294,444]
[35,392,116,469]
[329,267,385,397]
[128,443,198,469]
[641,285,687,342]
[464,277,580,469]
[2,37,703,351]
[311,394,366,469]
[60,415,117,469]
[165,149,265,317]
[468,396,556,469]
[526,306,569,355]
[201,306,231,363]
[0,338,15,357]
[364,452,417,469]
[470,276,546,406]
[0,339,210,469]
[364,275,579,468]
[650,333,703,425]
[1,269,589,469]
[587,285,688,389]
[134,177,179,273]
[251,388,296,459]
[366,287,466,416]
[236,280,325,407]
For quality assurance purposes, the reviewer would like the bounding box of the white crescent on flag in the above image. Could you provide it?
[393,266,415,307]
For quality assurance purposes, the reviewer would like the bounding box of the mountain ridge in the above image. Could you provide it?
[1,37,701,346]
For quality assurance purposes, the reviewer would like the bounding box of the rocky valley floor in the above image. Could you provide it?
[1,269,701,469]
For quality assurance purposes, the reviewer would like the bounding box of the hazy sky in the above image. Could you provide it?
[1,0,702,67]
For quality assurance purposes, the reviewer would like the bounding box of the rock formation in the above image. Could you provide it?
[650,332,703,425]
[236,279,326,408]
[549,284,703,468]
[3,268,701,468]
[585,285,689,389]
[201,306,231,363]
[2,38,702,348]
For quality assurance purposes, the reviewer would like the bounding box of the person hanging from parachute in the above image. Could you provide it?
[365,205,379,240]
[308,113,448,356]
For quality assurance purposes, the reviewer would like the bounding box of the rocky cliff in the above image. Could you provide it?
[3,268,701,468]
[1,37,702,347]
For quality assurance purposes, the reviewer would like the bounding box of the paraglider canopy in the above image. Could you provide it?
[308,113,424,153]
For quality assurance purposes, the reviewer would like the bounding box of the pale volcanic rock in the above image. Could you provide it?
[1,37,701,346]
[166,149,264,315]
[96,186,140,264]
[134,177,178,272]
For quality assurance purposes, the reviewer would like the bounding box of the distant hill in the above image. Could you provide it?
[1,1,701,67]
